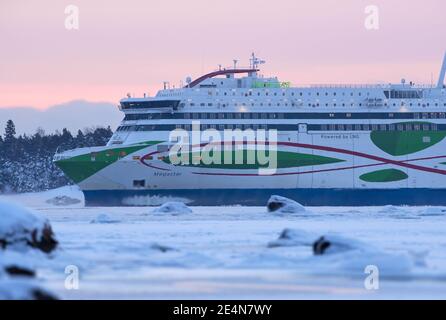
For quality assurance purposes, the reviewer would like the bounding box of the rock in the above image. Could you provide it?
[313,236,332,255]
[90,213,121,224]
[267,195,306,214]
[0,201,58,253]
[152,202,193,215]
[4,265,35,277]
[46,195,81,206]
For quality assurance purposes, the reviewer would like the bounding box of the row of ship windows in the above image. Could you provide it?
[116,123,441,132]
[186,102,446,107]
[166,90,432,99]
[124,112,446,121]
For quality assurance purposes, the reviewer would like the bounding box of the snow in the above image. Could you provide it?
[1,187,446,299]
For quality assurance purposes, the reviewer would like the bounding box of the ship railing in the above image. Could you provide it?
[307,83,437,89]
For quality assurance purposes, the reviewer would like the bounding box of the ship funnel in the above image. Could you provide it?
[438,52,446,88]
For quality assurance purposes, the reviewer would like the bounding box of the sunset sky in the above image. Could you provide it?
[1,0,446,109]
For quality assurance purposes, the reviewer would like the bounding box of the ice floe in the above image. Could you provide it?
[46,195,81,206]
[152,202,193,215]
[90,213,121,224]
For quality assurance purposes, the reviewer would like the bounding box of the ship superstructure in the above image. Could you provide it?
[55,53,446,206]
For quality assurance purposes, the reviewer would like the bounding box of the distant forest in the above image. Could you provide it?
[0,120,113,193]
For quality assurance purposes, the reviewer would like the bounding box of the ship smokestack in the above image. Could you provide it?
[438,52,446,88]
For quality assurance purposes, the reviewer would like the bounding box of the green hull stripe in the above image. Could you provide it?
[163,150,344,169]
[55,141,162,183]
[371,122,446,156]
[360,169,408,183]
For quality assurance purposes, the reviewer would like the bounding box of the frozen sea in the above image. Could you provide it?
[1,186,446,299]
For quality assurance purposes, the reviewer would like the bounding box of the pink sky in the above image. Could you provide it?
[1,0,445,109]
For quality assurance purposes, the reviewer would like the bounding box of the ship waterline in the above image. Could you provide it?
[54,53,446,206]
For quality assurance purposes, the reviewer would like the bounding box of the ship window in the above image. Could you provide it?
[133,180,145,188]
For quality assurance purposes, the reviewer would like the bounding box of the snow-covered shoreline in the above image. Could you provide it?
[1,187,446,299]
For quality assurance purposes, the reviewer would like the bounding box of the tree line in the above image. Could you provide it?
[0,120,113,193]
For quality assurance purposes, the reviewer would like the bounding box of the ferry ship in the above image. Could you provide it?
[54,53,446,206]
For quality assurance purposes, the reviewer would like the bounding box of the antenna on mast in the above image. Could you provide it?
[437,51,446,88]
[250,52,265,69]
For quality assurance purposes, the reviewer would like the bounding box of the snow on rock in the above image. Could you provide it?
[267,195,306,214]
[312,234,368,255]
[0,201,58,253]
[150,243,177,253]
[268,229,315,248]
[90,213,121,224]
[268,229,414,276]
[152,202,193,215]
[0,280,57,300]
[46,195,81,206]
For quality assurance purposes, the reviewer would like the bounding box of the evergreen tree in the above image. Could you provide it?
[4,120,16,141]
